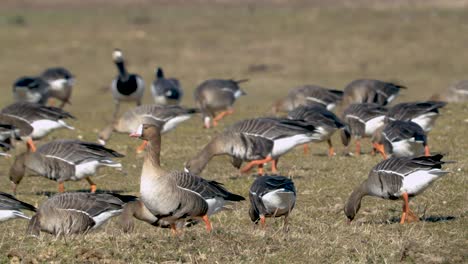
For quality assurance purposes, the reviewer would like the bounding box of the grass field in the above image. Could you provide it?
[0,1,467,263]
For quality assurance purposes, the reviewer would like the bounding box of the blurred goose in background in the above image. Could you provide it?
[12,76,50,105]
[344,154,449,224]
[151,67,183,105]
[0,123,19,154]
[288,105,345,156]
[111,49,145,119]
[9,139,124,194]
[341,103,388,156]
[185,117,319,175]
[0,192,36,222]
[431,80,468,102]
[386,101,447,132]
[40,67,74,108]
[272,85,343,113]
[194,78,247,128]
[249,175,296,230]
[27,192,136,237]
[341,79,406,109]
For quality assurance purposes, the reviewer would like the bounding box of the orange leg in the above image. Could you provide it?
[86,177,97,193]
[303,144,309,155]
[136,140,148,154]
[400,192,408,224]
[58,182,65,193]
[170,223,178,236]
[260,215,266,228]
[26,138,37,152]
[372,143,387,159]
[355,139,361,156]
[271,159,278,173]
[202,215,212,232]
[212,109,234,126]
[240,157,273,174]
[327,139,335,157]
[12,183,17,195]
[48,98,55,107]
[424,145,430,156]
[257,163,264,175]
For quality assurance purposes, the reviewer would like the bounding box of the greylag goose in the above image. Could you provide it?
[184,117,318,175]
[40,67,74,108]
[249,175,296,230]
[341,79,406,109]
[386,101,446,132]
[9,139,124,194]
[341,103,387,156]
[288,105,345,156]
[344,154,449,224]
[272,85,343,113]
[111,49,145,119]
[151,67,183,105]
[194,78,247,128]
[0,192,36,222]
[27,192,136,237]
[12,76,50,105]
[431,80,468,102]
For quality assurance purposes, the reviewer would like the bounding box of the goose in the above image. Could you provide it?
[341,79,406,109]
[184,117,319,175]
[0,192,36,222]
[386,101,447,132]
[12,76,50,105]
[0,123,18,153]
[151,67,183,105]
[341,103,388,156]
[27,192,136,237]
[9,139,124,194]
[40,67,74,108]
[287,105,345,156]
[431,80,468,102]
[249,175,296,230]
[194,78,247,128]
[272,85,343,113]
[111,49,145,119]
[344,154,449,224]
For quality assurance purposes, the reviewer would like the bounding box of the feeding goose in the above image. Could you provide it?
[386,101,447,132]
[151,67,183,105]
[288,105,345,156]
[111,49,145,119]
[184,117,319,175]
[27,192,136,237]
[9,139,124,194]
[40,67,74,108]
[249,175,296,230]
[272,85,343,113]
[0,123,18,153]
[341,79,406,109]
[431,80,468,102]
[194,78,247,128]
[12,76,50,105]
[344,154,449,224]
[0,192,36,222]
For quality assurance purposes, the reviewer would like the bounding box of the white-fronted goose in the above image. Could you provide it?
[111,49,145,118]
[0,192,36,222]
[12,76,50,105]
[40,67,74,108]
[272,85,343,113]
[341,79,406,109]
[184,117,318,175]
[151,67,183,105]
[9,139,124,194]
[27,192,136,236]
[194,79,247,128]
[431,80,468,102]
[249,175,296,230]
[0,123,18,154]
[341,103,388,156]
[288,105,345,156]
[386,101,446,132]
[344,154,449,224]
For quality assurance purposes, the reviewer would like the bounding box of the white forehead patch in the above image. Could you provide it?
[112,50,123,60]
[134,124,143,136]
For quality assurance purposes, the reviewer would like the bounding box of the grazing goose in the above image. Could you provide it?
[272,85,343,113]
[249,175,296,230]
[0,192,36,222]
[431,80,468,102]
[386,101,447,132]
[344,154,449,224]
[288,105,345,156]
[194,78,247,128]
[12,76,50,105]
[27,192,136,237]
[341,103,388,156]
[185,117,319,175]
[9,139,124,194]
[111,49,145,119]
[151,67,183,105]
[341,79,406,109]
[0,123,18,153]
[40,67,74,108]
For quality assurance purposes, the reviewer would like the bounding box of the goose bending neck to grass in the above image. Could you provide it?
[341,79,406,109]
[386,101,446,132]
[0,192,36,222]
[272,85,343,113]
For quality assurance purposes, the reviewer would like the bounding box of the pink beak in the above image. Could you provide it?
[129,133,141,138]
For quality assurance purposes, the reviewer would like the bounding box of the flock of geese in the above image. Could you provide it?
[0,48,466,237]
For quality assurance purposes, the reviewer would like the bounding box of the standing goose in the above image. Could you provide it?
[288,105,345,156]
[0,192,36,222]
[151,67,183,105]
[194,78,247,128]
[111,49,145,119]
[341,103,388,156]
[12,76,50,105]
[386,101,447,132]
[249,175,296,230]
[344,154,449,224]
[27,192,136,237]
[40,67,74,108]
[341,79,406,109]
[272,85,343,113]
[184,117,319,175]
[9,139,124,194]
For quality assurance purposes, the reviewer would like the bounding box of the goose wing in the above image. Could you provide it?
[387,101,447,120]
[229,118,316,141]
[288,106,344,129]
[383,121,426,142]
[0,192,36,211]
[1,102,75,122]
[0,114,33,136]
[343,103,387,123]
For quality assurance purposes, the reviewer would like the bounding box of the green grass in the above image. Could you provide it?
[0,2,467,263]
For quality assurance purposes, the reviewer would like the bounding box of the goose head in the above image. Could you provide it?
[112,49,124,62]
[130,123,161,141]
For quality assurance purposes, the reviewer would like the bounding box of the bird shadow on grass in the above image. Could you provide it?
[33,189,127,197]
[379,215,457,224]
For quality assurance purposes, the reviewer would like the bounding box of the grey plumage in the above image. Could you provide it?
[12,76,50,105]
[151,67,183,105]
[0,192,36,222]
[386,101,446,132]
[342,79,406,108]
[40,67,74,108]
[273,85,343,113]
